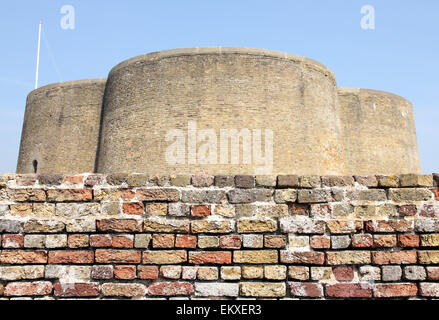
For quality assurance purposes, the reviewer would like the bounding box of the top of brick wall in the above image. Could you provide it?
[1,173,438,189]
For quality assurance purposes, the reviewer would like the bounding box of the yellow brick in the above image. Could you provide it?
[421,234,439,247]
[419,251,439,264]
[240,282,286,297]
[237,219,277,233]
[233,250,278,264]
[326,251,371,265]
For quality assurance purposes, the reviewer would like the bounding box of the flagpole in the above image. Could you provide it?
[35,21,42,89]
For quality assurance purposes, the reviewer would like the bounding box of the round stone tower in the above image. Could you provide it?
[338,87,421,175]
[15,48,422,175]
[17,79,106,174]
[97,47,346,175]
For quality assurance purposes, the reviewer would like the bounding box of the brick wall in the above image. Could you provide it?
[0,173,438,299]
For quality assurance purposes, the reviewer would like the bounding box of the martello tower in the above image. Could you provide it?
[16,47,421,175]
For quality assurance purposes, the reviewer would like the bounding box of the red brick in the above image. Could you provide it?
[1,234,24,248]
[5,281,52,296]
[47,189,92,202]
[220,235,242,249]
[138,266,159,279]
[398,234,420,248]
[97,188,135,200]
[102,283,146,297]
[289,282,323,298]
[95,249,141,264]
[264,235,286,248]
[397,205,417,217]
[148,282,194,296]
[189,251,232,264]
[16,174,37,186]
[63,175,84,185]
[97,219,142,233]
[112,235,134,248]
[48,250,94,264]
[434,188,439,201]
[420,205,436,217]
[374,283,418,298]
[152,234,175,248]
[122,202,144,215]
[68,234,89,248]
[326,283,372,298]
[191,205,211,218]
[310,236,331,249]
[84,174,105,187]
[352,234,373,248]
[91,265,113,279]
[427,267,439,280]
[114,265,137,279]
[373,235,397,248]
[333,266,354,281]
[90,234,112,247]
[0,250,47,264]
[290,204,309,216]
[372,251,417,265]
[365,220,413,233]
[175,235,197,249]
[54,283,99,297]
[280,251,325,265]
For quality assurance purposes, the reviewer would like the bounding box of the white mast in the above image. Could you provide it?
[34,21,42,89]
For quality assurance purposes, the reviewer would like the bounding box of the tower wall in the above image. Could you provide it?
[338,87,421,175]
[16,79,106,174]
[97,47,346,175]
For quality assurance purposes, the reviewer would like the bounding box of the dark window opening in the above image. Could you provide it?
[32,160,38,173]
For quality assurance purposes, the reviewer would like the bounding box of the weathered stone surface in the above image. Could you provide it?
[189,251,231,265]
[191,220,234,234]
[289,282,324,297]
[102,283,147,297]
[321,176,355,187]
[0,266,45,281]
[148,282,193,296]
[136,188,180,202]
[24,220,65,233]
[181,190,226,203]
[388,188,432,202]
[399,174,433,187]
[280,251,325,265]
[97,219,142,233]
[0,220,23,233]
[5,281,52,296]
[280,216,325,234]
[235,204,288,217]
[195,283,239,297]
[214,175,235,188]
[297,189,332,203]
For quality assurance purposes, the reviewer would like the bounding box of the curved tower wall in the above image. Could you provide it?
[97,47,346,175]
[338,87,421,175]
[16,79,106,174]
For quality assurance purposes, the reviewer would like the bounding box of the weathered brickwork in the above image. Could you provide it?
[1,173,438,299]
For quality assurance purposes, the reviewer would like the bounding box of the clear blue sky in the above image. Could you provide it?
[0,0,438,173]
